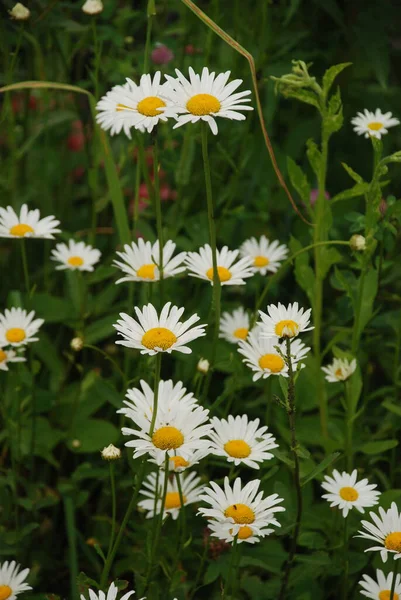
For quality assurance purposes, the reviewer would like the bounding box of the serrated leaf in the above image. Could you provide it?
[341,162,364,184]
[382,400,401,417]
[287,157,310,203]
[331,182,370,203]
[306,138,322,178]
[282,87,320,110]
[322,62,351,96]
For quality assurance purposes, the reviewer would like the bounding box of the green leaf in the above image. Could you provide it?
[341,162,364,184]
[282,87,320,110]
[301,452,341,486]
[30,293,77,323]
[360,440,398,454]
[290,237,315,308]
[287,157,311,203]
[203,560,222,585]
[84,314,118,345]
[324,88,343,135]
[306,138,322,178]
[357,268,378,336]
[322,63,351,96]
[331,182,370,203]
[382,400,401,417]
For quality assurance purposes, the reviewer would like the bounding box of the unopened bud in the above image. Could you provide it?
[9,3,30,20]
[71,439,81,449]
[70,337,84,352]
[82,0,103,15]
[197,358,210,374]
[349,234,366,252]
[101,444,121,461]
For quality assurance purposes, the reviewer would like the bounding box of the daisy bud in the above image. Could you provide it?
[82,0,103,15]
[349,234,366,252]
[70,336,84,352]
[197,358,210,374]
[101,444,121,461]
[9,3,30,20]
[71,439,81,448]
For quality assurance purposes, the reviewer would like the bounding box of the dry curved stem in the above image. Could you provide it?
[180,0,313,226]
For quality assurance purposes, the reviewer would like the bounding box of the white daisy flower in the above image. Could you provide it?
[0,308,44,348]
[321,469,380,518]
[113,239,186,284]
[0,560,32,598]
[219,307,250,344]
[185,244,254,287]
[351,108,400,139]
[198,476,285,544]
[357,502,401,563]
[209,414,278,469]
[51,239,101,272]
[119,379,200,425]
[258,302,313,339]
[238,330,310,381]
[96,72,173,136]
[138,470,204,520]
[322,357,357,382]
[359,569,401,600]
[114,302,206,355]
[0,204,61,239]
[0,347,25,371]
[80,581,140,600]
[239,236,289,275]
[121,397,211,466]
[164,67,253,135]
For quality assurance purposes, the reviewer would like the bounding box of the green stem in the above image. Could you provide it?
[278,338,303,600]
[149,353,162,437]
[344,381,353,471]
[341,517,349,600]
[313,130,329,439]
[144,455,170,594]
[91,19,101,100]
[99,457,146,588]
[176,471,187,548]
[226,534,238,598]
[143,5,154,72]
[390,558,400,600]
[152,135,164,305]
[63,495,79,600]
[20,239,30,296]
[104,463,117,567]
[200,122,221,401]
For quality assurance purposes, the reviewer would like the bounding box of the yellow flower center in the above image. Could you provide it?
[6,328,26,343]
[164,491,187,510]
[186,93,221,116]
[368,121,383,131]
[169,456,189,469]
[379,592,399,600]
[385,532,401,553]
[224,439,251,459]
[274,319,299,338]
[0,349,7,363]
[339,486,359,502]
[254,255,269,267]
[335,368,344,379]
[0,586,12,600]
[136,263,156,280]
[225,503,255,524]
[9,223,34,237]
[233,327,248,340]
[141,327,177,350]
[67,256,84,267]
[258,353,285,373]
[137,96,166,117]
[152,426,184,450]
[236,526,253,540]
[206,266,232,282]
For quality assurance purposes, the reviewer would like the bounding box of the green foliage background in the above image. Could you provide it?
[1,0,401,598]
